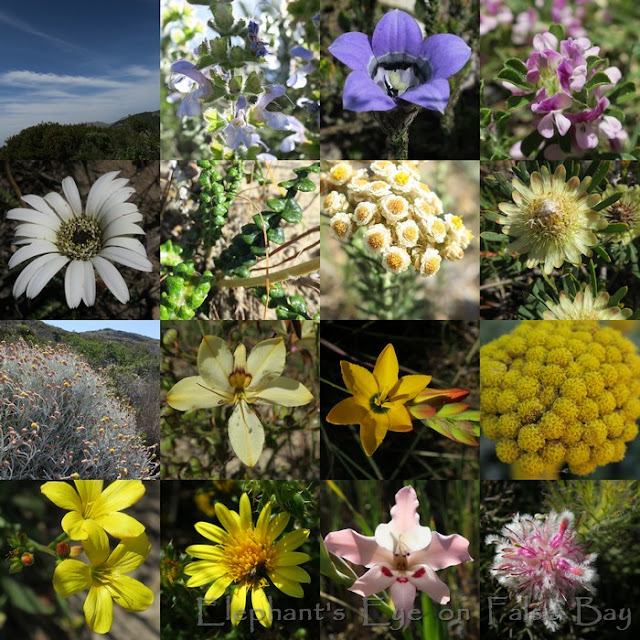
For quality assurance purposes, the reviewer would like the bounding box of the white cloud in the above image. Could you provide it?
[0,70,128,89]
[0,73,159,144]
[0,10,93,55]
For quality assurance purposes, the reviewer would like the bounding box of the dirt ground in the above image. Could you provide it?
[161,161,320,319]
[0,160,160,319]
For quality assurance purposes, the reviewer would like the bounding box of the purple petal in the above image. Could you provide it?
[532,92,572,113]
[328,32,374,71]
[172,60,208,87]
[401,78,450,113]
[177,93,201,118]
[420,34,471,79]
[342,71,397,111]
[555,112,572,136]
[536,112,556,138]
[372,9,423,58]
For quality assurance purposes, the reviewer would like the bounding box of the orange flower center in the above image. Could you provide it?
[223,530,276,587]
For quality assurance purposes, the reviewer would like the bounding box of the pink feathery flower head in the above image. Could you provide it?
[324,486,473,629]
[486,510,597,631]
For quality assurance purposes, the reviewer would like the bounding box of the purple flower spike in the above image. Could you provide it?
[329,9,471,113]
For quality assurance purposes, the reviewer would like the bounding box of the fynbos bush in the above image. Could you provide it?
[0,339,158,479]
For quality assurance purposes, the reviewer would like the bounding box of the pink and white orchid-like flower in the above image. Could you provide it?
[324,486,472,629]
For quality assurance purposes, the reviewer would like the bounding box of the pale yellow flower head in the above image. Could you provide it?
[330,212,354,239]
[498,165,606,274]
[166,336,313,467]
[542,285,633,320]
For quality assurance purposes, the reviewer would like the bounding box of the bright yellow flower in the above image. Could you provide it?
[166,336,313,467]
[325,344,431,456]
[41,480,145,548]
[53,531,154,634]
[185,493,311,628]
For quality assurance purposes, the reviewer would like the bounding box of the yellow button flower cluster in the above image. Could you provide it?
[322,161,473,277]
[481,321,640,476]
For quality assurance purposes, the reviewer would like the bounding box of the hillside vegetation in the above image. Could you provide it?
[0,321,159,448]
[0,112,160,161]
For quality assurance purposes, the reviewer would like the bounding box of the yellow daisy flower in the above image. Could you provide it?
[497,165,605,274]
[184,493,311,628]
[41,480,145,548]
[53,532,154,634]
[325,344,431,456]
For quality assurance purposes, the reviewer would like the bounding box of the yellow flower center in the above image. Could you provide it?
[332,220,349,237]
[402,226,418,243]
[528,196,576,236]
[386,197,407,215]
[394,172,410,186]
[385,253,404,270]
[422,256,440,275]
[369,392,391,413]
[223,530,276,587]
[229,369,252,392]
[331,164,350,181]
[367,232,385,250]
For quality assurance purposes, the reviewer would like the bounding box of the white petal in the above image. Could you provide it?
[81,261,96,306]
[97,201,139,221]
[101,220,145,236]
[62,177,82,216]
[228,401,265,467]
[6,208,60,229]
[98,247,153,272]
[21,194,57,217]
[21,255,69,299]
[8,240,60,269]
[95,185,135,217]
[91,255,130,304]
[104,236,148,257]
[44,192,74,221]
[64,260,84,308]
[101,211,144,233]
[13,223,58,242]
[86,171,122,215]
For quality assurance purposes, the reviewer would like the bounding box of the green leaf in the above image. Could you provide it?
[497,68,530,89]
[244,71,263,95]
[203,108,225,133]
[506,94,534,110]
[266,198,285,212]
[504,58,529,74]
[520,129,543,157]
[297,177,317,192]
[267,226,285,244]
[593,192,623,211]
[281,199,303,223]
[608,81,636,104]
[608,286,628,308]
[212,2,234,33]
[593,244,611,262]
[228,75,242,94]
[586,160,610,192]
[549,23,565,42]
[585,71,616,90]
[600,222,629,233]
[480,231,509,242]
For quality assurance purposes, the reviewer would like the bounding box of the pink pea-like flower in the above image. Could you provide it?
[486,510,597,631]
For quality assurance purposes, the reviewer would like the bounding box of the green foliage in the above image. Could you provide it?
[0,112,159,161]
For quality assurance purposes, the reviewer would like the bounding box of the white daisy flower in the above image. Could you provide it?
[7,171,153,308]
[542,285,633,320]
[381,246,411,274]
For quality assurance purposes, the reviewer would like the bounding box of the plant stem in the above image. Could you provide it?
[375,105,421,160]
[216,257,319,288]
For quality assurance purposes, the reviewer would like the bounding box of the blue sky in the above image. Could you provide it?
[42,321,160,340]
[0,0,159,144]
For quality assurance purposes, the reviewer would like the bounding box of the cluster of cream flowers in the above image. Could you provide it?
[323,161,473,277]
